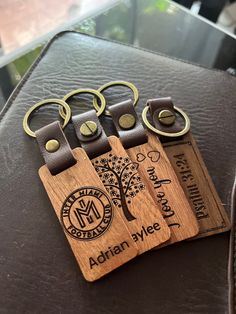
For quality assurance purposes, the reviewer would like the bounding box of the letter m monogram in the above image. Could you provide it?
[74,199,101,228]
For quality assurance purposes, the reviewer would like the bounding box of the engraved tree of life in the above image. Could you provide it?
[92,154,145,221]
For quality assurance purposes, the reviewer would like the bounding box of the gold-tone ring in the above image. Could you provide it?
[60,88,106,119]
[142,105,190,137]
[23,99,71,138]
[93,81,139,116]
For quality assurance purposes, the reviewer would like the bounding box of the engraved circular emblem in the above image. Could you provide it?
[61,187,113,241]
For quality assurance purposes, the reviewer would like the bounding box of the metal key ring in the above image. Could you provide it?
[59,88,106,119]
[23,99,71,138]
[142,105,190,137]
[93,81,139,116]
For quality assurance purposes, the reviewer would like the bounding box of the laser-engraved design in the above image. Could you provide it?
[61,187,113,241]
[74,199,101,228]
[93,154,145,221]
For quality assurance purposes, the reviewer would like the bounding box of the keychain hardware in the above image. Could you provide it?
[108,99,199,244]
[71,108,171,253]
[144,97,231,239]
[158,109,176,126]
[93,81,139,116]
[23,99,71,138]
[118,113,136,130]
[22,98,138,281]
[142,105,190,137]
[59,88,106,119]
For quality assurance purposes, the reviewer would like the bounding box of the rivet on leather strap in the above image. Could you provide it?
[72,110,111,159]
[35,121,76,175]
[109,99,147,149]
[147,97,182,135]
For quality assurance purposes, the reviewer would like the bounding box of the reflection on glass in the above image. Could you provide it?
[0,0,235,110]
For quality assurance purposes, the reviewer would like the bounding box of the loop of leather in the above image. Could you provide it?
[109,99,148,149]
[72,109,111,159]
[35,121,76,175]
[147,97,183,134]
[72,110,103,143]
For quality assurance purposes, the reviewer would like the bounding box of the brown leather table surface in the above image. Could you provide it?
[0,32,235,314]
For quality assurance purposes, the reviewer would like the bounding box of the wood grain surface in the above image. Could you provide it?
[127,132,199,245]
[39,148,138,282]
[163,133,231,238]
[92,136,171,253]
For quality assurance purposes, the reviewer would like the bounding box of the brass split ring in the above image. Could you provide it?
[93,81,139,116]
[142,105,190,137]
[59,88,106,119]
[23,99,71,138]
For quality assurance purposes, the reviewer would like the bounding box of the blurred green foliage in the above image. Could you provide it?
[5,0,170,88]
[143,0,169,13]
[7,46,43,85]
[75,19,96,35]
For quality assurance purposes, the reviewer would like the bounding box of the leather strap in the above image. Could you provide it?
[109,99,147,149]
[148,97,182,135]
[35,121,76,175]
[147,97,186,143]
[72,109,111,159]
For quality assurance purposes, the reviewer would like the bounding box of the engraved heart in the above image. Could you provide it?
[136,153,146,163]
[147,151,160,163]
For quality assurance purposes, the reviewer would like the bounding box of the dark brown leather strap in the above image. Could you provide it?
[72,109,111,159]
[147,97,184,142]
[148,97,182,134]
[35,121,76,175]
[109,99,147,149]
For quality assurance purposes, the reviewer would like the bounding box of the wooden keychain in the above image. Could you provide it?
[142,97,231,239]
[92,82,199,245]
[23,99,138,282]
[59,89,171,254]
